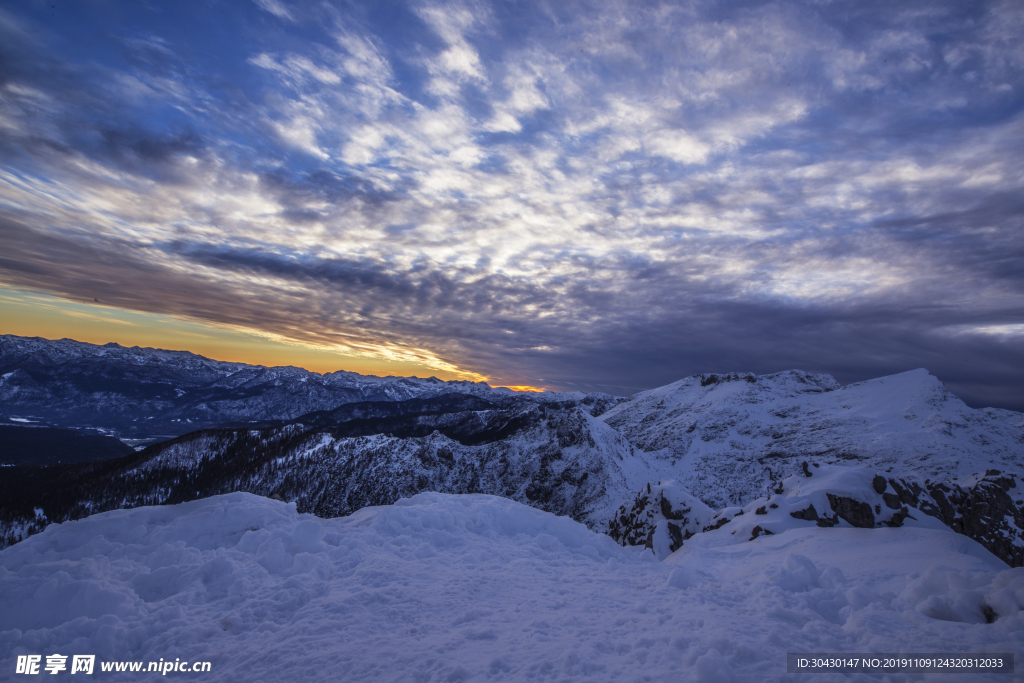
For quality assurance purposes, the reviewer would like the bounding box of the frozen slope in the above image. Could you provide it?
[2,493,1022,683]
[599,369,1024,508]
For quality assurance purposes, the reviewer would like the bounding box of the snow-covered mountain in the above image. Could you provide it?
[0,335,618,441]
[600,369,1023,566]
[600,369,1024,508]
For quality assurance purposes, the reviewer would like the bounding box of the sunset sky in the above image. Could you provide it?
[1,0,1022,408]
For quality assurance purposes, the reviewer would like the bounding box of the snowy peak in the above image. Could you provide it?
[0,335,242,375]
[600,369,838,422]
[831,368,962,417]
[600,368,1023,508]
[0,334,622,440]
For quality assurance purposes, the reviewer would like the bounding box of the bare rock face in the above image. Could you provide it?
[826,493,874,529]
[790,504,819,522]
[961,474,1024,567]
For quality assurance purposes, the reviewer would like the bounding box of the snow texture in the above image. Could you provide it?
[2,492,1022,682]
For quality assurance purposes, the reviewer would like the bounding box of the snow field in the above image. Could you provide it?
[2,492,1023,682]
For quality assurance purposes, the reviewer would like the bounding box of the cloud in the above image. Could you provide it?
[416,4,487,84]
[0,0,1022,409]
[254,0,295,22]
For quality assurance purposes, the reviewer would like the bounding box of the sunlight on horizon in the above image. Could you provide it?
[0,285,499,383]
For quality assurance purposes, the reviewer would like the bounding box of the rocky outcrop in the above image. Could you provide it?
[609,465,1024,567]
[606,481,715,557]
[789,503,814,520]
[886,471,1024,567]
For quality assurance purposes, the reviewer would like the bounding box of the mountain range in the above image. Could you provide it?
[0,335,1021,569]
[0,334,586,443]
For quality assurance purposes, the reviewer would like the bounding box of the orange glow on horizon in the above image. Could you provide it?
[0,286,560,392]
[494,385,547,393]
[0,285,481,382]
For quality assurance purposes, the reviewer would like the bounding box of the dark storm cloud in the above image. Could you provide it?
[0,0,1023,407]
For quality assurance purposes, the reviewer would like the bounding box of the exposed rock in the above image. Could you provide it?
[790,504,819,521]
[826,493,875,528]
[868,473,1024,566]
[666,522,683,549]
[815,515,838,528]
[703,517,730,532]
[883,507,910,528]
[660,496,686,521]
[959,475,1024,568]
[888,478,922,507]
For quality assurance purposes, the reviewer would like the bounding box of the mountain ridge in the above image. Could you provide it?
[0,334,617,441]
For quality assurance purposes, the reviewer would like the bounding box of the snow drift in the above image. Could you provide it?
[2,492,1022,682]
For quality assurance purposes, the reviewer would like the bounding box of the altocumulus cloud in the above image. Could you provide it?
[0,0,1022,407]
